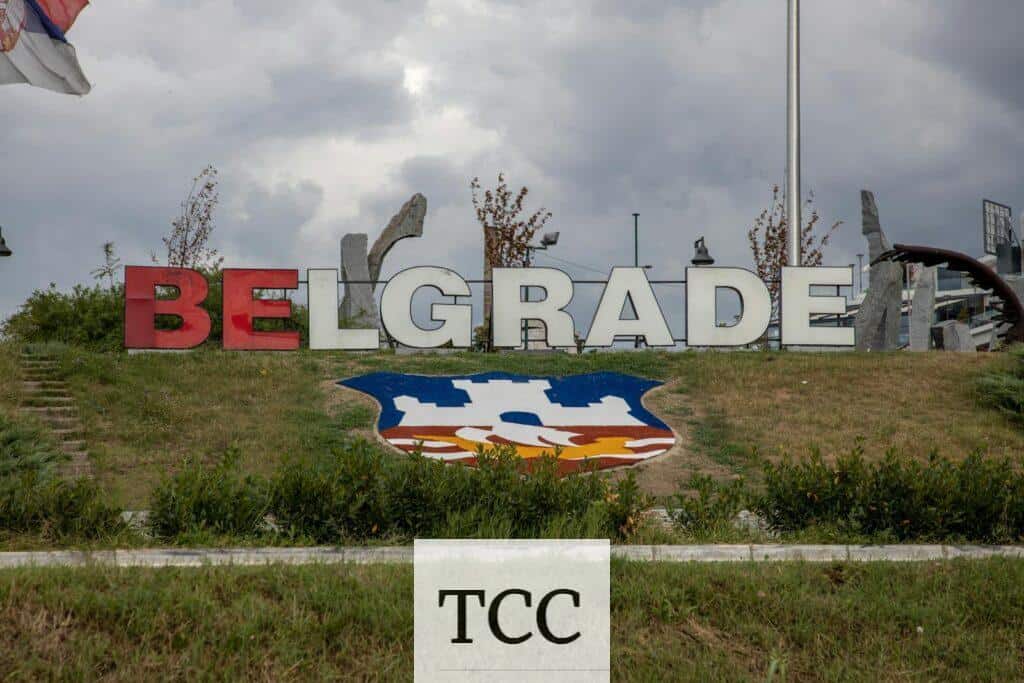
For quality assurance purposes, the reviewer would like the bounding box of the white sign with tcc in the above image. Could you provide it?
[414,540,610,683]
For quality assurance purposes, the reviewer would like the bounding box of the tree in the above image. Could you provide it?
[748,185,842,318]
[90,241,121,289]
[471,173,552,268]
[471,173,553,347]
[159,165,224,270]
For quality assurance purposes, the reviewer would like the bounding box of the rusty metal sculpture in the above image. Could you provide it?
[874,244,1024,345]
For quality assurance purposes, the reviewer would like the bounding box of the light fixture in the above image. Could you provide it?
[691,237,714,266]
[540,232,560,248]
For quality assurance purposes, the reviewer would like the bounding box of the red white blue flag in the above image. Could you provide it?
[0,0,90,95]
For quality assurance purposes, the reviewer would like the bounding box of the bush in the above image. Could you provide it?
[0,413,123,539]
[0,412,65,478]
[0,473,125,539]
[148,449,270,539]
[670,474,750,535]
[978,345,1024,424]
[270,441,388,541]
[671,448,1024,543]
[2,284,124,350]
[270,441,649,543]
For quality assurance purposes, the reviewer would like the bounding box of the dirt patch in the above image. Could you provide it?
[322,380,388,446]
[607,381,730,498]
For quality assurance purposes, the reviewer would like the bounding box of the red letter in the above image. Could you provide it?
[124,266,211,349]
[222,269,300,351]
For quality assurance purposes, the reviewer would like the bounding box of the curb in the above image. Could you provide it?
[1,545,1023,569]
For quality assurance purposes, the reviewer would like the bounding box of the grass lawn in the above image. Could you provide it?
[1,344,1021,507]
[1,559,1022,681]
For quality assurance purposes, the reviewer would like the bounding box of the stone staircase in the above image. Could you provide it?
[18,349,92,479]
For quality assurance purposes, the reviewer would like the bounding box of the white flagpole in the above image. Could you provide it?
[786,0,801,266]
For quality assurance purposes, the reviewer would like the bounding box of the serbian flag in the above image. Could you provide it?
[0,0,90,95]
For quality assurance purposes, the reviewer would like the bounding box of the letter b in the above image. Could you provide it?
[124,266,211,349]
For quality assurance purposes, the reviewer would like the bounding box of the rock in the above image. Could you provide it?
[367,193,427,289]
[932,320,974,352]
[340,233,378,326]
[855,191,903,351]
[860,190,892,261]
[734,510,775,538]
[909,266,937,351]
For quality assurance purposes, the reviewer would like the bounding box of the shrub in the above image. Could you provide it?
[270,441,388,542]
[0,473,125,539]
[0,413,123,539]
[148,449,270,538]
[2,284,124,350]
[670,448,1024,543]
[270,441,649,543]
[0,412,65,478]
[670,474,750,535]
[978,345,1024,424]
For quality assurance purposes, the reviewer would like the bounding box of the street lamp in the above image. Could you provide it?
[0,227,11,258]
[632,213,640,268]
[523,232,561,347]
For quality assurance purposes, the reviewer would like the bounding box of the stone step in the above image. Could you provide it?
[22,386,68,393]
[22,381,67,387]
[22,373,61,381]
[52,428,83,438]
[22,396,74,405]
[21,390,70,399]
[19,406,75,414]
[38,417,82,428]
[59,440,87,450]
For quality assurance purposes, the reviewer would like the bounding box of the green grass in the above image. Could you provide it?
[1,559,1022,680]
[2,343,1023,511]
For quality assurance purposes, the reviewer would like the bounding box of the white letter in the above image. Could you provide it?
[781,267,855,347]
[380,267,472,348]
[308,269,378,350]
[585,267,673,347]
[686,268,771,347]
[492,268,575,348]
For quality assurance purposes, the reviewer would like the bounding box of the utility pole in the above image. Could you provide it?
[633,214,641,348]
[786,0,801,267]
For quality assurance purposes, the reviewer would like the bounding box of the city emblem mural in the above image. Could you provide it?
[341,371,675,473]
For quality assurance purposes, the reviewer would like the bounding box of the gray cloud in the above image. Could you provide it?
[3,0,1024,338]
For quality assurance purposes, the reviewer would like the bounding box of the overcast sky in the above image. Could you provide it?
[2,0,1022,333]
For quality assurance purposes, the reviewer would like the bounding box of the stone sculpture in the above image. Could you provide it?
[909,266,937,351]
[931,321,974,352]
[854,191,903,351]
[340,194,427,327]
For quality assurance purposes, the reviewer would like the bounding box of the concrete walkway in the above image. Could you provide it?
[1,545,1022,569]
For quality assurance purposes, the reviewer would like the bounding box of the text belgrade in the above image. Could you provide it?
[123,265,855,350]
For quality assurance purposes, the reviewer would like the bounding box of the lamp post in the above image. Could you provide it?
[523,232,560,348]
[632,213,640,268]
[0,227,11,258]
[786,0,802,267]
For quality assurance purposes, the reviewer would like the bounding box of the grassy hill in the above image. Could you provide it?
[2,344,1020,508]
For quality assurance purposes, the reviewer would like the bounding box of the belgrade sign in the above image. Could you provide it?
[123,264,855,350]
